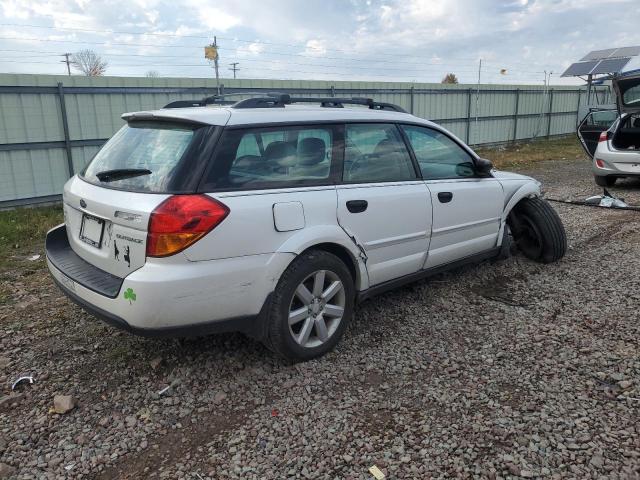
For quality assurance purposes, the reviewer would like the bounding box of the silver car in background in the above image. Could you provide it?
[588,73,640,186]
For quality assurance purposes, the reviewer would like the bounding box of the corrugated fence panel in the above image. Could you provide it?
[0,148,68,201]
[0,74,608,205]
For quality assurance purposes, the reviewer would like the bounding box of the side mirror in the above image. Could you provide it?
[475,157,493,175]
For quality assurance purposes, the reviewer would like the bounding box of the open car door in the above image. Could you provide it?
[577,108,618,157]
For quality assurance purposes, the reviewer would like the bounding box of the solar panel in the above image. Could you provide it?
[591,57,632,74]
[580,46,640,61]
[561,61,599,77]
[580,49,617,61]
[612,46,640,57]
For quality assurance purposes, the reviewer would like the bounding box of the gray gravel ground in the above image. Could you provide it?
[1,157,639,479]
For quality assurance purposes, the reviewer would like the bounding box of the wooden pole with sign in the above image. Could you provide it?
[205,37,221,95]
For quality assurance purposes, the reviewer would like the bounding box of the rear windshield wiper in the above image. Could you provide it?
[95,168,152,182]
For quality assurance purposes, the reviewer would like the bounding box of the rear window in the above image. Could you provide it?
[623,84,640,107]
[201,125,335,190]
[81,122,200,192]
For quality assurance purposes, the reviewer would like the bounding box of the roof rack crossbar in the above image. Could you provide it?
[163,92,279,109]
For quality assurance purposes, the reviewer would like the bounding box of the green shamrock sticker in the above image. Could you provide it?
[123,288,137,304]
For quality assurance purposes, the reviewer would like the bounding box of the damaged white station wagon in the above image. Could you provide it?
[46,94,566,361]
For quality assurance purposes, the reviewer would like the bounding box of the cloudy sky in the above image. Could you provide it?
[0,0,638,85]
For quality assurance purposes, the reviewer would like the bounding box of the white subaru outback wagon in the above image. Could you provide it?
[46,94,567,361]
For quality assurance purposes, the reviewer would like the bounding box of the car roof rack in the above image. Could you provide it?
[231,93,407,112]
[163,92,407,113]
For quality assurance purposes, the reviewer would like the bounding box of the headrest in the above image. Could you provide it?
[633,117,640,128]
[373,138,396,156]
[264,141,297,166]
[297,137,326,166]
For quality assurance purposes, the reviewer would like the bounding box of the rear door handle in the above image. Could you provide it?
[438,192,453,203]
[346,200,368,213]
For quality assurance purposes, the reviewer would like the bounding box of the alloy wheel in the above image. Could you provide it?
[288,270,346,349]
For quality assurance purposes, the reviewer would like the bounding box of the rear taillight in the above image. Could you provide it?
[147,195,229,257]
[595,158,605,168]
[598,131,609,143]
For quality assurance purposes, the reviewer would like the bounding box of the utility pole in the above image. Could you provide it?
[474,58,482,144]
[229,62,240,79]
[60,53,72,76]
[213,36,220,95]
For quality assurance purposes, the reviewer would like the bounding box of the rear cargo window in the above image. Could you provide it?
[201,125,335,190]
[623,84,640,107]
[81,122,199,192]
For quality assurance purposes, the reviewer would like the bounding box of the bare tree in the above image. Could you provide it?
[441,73,459,84]
[145,70,159,78]
[71,49,107,76]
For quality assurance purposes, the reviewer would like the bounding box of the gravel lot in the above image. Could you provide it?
[1,155,639,479]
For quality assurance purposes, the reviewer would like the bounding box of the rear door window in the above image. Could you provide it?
[343,123,416,182]
[401,125,476,179]
[81,121,205,192]
[201,125,336,190]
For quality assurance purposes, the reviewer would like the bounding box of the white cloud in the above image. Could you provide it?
[193,6,241,32]
[304,39,327,57]
[0,0,638,84]
[0,0,30,18]
[235,42,265,58]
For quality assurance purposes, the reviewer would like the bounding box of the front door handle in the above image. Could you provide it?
[346,200,368,213]
[438,192,453,203]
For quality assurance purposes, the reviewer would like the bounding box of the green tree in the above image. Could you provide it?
[441,73,459,84]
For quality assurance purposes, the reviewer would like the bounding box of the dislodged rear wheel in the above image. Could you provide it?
[509,197,567,263]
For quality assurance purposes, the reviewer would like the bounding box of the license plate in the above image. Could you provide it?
[79,214,105,248]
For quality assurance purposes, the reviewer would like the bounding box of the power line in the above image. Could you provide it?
[0,56,544,76]
[0,22,559,68]
[0,22,481,61]
[0,43,546,75]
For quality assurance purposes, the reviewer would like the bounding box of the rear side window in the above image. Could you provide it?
[202,125,335,190]
[343,124,416,182]
[81,122,202,192]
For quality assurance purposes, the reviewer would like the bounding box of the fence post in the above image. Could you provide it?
[575,89,582,124]
[409,86,414,114]
[512,89,520,142]
[57,82,74,178]
[466,88,472,144]
[330,85,335,97]
[220,83,225,96]
[546,89,554,138]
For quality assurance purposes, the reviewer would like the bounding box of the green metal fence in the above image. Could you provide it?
[0,74,609,207]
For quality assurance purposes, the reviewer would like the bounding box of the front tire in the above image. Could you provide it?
[265,250,355,361]
[594,175,616,187]
[510,197,567,263]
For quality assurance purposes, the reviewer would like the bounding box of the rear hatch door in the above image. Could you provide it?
[63,118,222,277]
[63,180,166,278]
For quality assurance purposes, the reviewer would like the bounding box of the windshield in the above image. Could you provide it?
[81,122,198,192]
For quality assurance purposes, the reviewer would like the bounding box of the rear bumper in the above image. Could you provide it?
[593,148,640,176]
[48,269,270,338]
[45,225,292,337]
